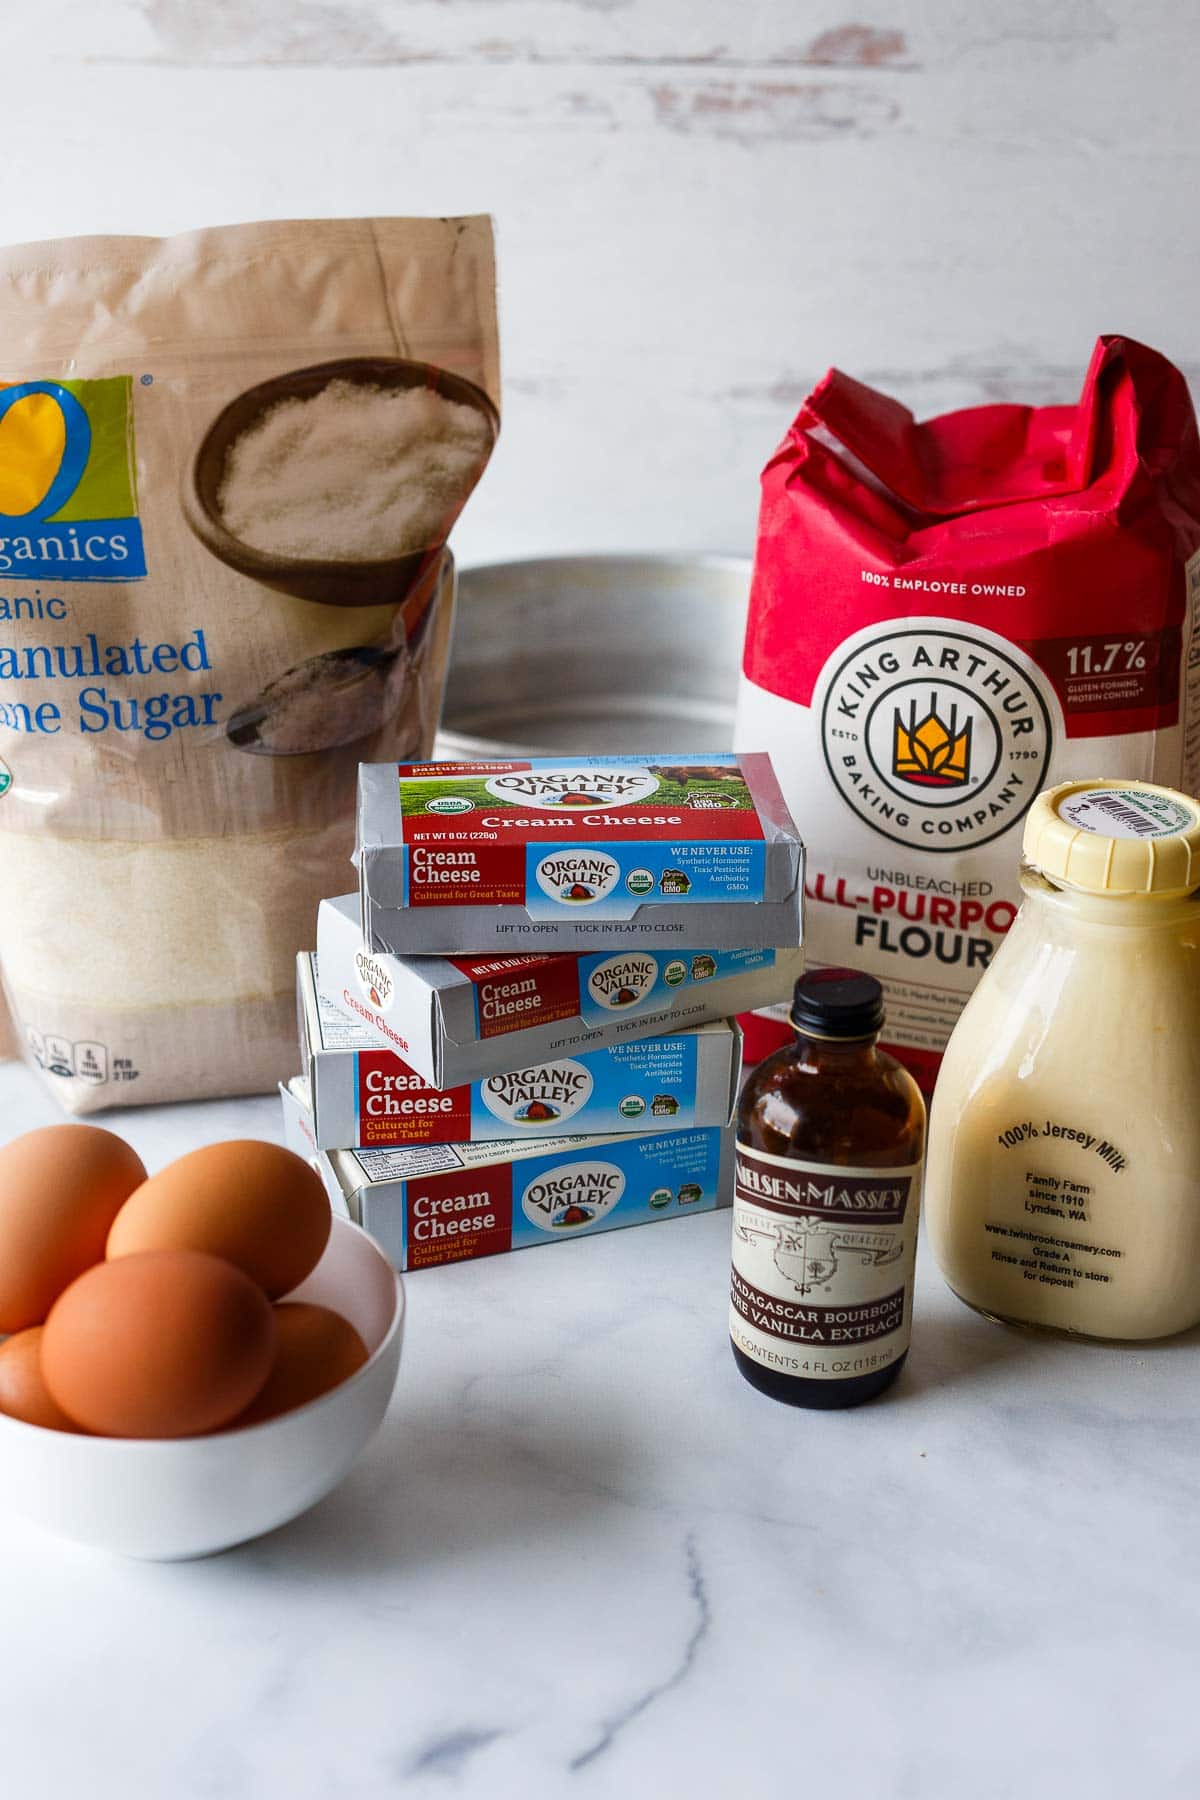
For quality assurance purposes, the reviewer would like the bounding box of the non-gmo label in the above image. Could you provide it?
[1058,786,1195,840]
[818,622,1054,853]
[521,1159,626,1232]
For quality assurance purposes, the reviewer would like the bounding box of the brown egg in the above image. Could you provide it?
[42,1249,277,1438]
[0,1125,148,1332]
[233,1302,369,1427]
[0,1328,86,1432]
[107,1140,331,1299]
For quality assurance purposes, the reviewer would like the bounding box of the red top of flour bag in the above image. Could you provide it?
[745,335,1200,739]
[736,335,1200,1092]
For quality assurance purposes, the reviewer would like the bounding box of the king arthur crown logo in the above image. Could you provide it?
[820,624,1053,853]
[892,691,972,788]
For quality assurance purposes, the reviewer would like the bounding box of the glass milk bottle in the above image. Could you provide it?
[926,778,1200,1340]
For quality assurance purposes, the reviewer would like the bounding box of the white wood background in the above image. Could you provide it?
[5,0,1199,562]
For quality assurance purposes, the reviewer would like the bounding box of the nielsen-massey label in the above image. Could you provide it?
[729,1144,922,1381]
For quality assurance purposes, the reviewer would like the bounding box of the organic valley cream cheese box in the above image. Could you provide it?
[355,754,804,954]
[297,952,741,1148]
[280,1078,733,1271]
[317,892,802,1089]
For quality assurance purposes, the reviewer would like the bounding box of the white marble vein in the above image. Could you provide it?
[1,1059,1199,1797]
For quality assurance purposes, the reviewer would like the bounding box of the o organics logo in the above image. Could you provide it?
[586,953,659,1010]
[521,1159,625,1232]
[818,622,1053,854]
[484,765,660,810]
[481,1059,594,1129]
[535,850,621,906]
[0,758,10,799]
[0,376,146,580]
[354,950,394,1012]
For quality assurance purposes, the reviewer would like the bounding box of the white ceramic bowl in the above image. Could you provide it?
[0,1216,404,1560]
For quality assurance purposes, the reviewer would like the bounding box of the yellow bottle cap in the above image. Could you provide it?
[1023,779,1200,896]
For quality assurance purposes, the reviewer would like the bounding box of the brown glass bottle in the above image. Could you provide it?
[730,969,926,1409]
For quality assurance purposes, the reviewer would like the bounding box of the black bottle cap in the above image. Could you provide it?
[790,967,885,1039]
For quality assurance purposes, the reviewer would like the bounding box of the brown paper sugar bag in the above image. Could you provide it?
[0,218,498,1112]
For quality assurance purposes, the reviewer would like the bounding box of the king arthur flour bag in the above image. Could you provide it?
[0,217,499,1111]
[736,335,1200,1087]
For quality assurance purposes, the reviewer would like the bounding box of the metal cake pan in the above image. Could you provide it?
[435,553,751,758]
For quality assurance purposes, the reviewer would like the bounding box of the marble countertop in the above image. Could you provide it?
[0,1059,1194,1800]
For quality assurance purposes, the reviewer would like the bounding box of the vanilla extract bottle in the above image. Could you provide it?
[730,970,926,1409]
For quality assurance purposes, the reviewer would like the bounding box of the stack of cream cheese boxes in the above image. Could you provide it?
[281,754,804,1273]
